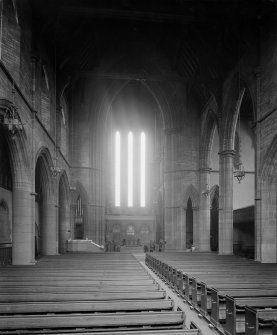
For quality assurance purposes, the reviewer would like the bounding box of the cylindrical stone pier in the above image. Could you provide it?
[199,168,211,251]
[12,183,36,265]
[218,149,235,254]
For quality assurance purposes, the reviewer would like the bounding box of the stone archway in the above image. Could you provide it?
[181,184,199,250]
[0,200,11,243]
[35,148,56,256]
[0,104,34,265]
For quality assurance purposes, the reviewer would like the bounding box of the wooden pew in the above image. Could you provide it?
[190,275,277,310]
[0,290,166,303]
[10,330,199,335]
[273,320,277,335]
[244,306,277,335]
[0,299,173,314]
[146,252,277,333]
[200,283,277,315]
[0,284,159,293]
[209,286,277,327]
[0,311,185,333]
[224,296,277,335]
[178,267,277,299]
[42,331,199,335]
[0,274,150,281]
[0,279,155,286]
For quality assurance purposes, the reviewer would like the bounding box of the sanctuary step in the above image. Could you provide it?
[121,245,144,253]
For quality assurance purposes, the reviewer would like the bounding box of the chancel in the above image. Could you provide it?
[1,0,277,334]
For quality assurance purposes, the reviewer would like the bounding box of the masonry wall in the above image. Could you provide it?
[68,79,105,245]
[0,0,70,263]
[164,91,200,250]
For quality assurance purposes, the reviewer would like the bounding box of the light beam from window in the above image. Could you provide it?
[115,131,120,206]
[140,132,146,207]
[128,132,133,207]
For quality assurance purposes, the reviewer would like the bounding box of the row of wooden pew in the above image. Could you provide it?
[0,253,199,334]
[146,252,277,335]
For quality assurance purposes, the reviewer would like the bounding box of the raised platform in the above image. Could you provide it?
[67,239,104,253]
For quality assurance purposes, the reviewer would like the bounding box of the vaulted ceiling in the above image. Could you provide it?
[30,0,275,109]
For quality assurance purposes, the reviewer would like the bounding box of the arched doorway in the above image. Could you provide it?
[0,200,10,243]
[210,196,219,251]
[186,198,193,248]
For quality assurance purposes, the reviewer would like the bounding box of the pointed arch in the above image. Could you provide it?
[182,184,199,209]
[222,74,254,152]
[71,181,89,204]
[35,147,55,201]
[0,200,9,213]
[210,184,219,207]
[58,171,70,203]
[35,147,57,256]
[199,95,218,170]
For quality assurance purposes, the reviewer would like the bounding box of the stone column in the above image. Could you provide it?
[12,183,36,265]
[192,207,199,250]
[218,150,235,254]
[180,207,186,250]
[199,168,211,251]
[41,201,58,255]
[58,203,69,254]
[164,207,173,249]
[254,68,262,261]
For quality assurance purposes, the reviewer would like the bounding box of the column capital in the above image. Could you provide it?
[56,105,62,113]
[30,54,39,63]
[219,149,236,157]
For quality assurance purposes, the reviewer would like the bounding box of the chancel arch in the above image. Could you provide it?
[104,80,165,249]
